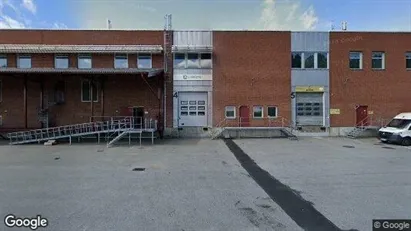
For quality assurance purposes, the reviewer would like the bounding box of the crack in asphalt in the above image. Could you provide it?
[223,138,358,231]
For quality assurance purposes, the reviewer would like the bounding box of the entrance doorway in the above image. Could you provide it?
[356,105,368,126]
[239,106,250,127]
[132,107,144,128]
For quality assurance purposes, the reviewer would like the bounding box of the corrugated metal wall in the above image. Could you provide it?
[173,31,212,47]
[172,31,213,128]
[291,32,330,127]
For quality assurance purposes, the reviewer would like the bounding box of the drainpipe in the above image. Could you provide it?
[23,75,28,129]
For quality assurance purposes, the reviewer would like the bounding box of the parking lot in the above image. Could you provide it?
[0,137,410,231]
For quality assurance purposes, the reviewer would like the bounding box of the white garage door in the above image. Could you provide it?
[178,92,208,127]
[296,93,324,126]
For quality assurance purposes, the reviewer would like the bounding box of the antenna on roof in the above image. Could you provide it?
[341,21,347,31]
[164,14,172,30]
[331,20,335,31]
[107,19,112,30]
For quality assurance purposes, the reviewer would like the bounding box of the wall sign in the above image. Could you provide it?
[330,109,340,115]
[174,74,212,81]
[295,86,325,92]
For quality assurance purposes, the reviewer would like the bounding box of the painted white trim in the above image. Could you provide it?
[252,105,264,119]
[78,54,92,69]
[137,53,152,69]
[114,53,129,69]
[225,106,236,119]
[54,54,69,69]
[267,106,278,118]
[17,54,31,69]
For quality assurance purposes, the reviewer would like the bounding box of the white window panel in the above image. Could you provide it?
[225,106,236,119]
[18,55,31,69]
[253,106,263,118]
[138,53,152,69]
[115,54,128,69]
[55,55,69,69]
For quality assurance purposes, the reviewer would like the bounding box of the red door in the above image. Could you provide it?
[356,105,368,126]
[239,106,250,127]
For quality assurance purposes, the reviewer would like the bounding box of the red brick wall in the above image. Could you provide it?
[330,32,411,127]
[0,30,163,45]
[213,31,291,127]
[0,74,162,128]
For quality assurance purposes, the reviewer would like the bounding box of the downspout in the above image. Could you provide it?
[163,29,168,129]
[90,78,94,122]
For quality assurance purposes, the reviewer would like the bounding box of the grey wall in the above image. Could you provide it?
[291,32,329,52]
[173,31,212,47]
[291,32,330,127]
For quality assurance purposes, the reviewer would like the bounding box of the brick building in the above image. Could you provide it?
[0,29,410,138]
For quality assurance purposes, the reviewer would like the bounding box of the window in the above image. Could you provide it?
[17,55,31,68]
[296,102,323,117]
[225,106,236,119]
[317,52,328,69]
[349,52,362,69]
[200,53,212,68]
[81,80,98,102]
[253,106,263,118]
[187,53,200,68]
[304,53,315,69]
[372,52,385,69]
[406,52,411,69]
[0,55,7,68]
[174,53,186,68]
[55,55,69,69]
[267,106,278,118]
[78,54,92,69]
[137,53,152,69]
[115,54,128,69]
[291,52,302,68]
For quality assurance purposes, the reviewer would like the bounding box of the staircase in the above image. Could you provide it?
[7,117,154,145]
[346,115,387,139]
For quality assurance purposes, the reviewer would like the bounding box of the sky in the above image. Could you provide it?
[0,0,410,31]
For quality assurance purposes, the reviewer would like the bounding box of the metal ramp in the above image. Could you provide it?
[7,117,157,146]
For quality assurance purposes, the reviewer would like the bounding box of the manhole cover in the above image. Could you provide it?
[54,157,60,160]
[342,145,355,148]
[132,168,146,172]
[382,146,395,150]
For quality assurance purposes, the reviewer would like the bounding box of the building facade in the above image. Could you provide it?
[0,29,410,137]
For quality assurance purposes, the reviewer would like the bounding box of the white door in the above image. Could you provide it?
[296,93,324,126]
[178,92,208,127]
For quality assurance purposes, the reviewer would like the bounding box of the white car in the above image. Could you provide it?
[378,113,411,146]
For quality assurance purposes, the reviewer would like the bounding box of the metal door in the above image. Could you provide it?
[239,106,250,127]
[356,105,368,126]
[178,92,208,127]
[296,93,324,126]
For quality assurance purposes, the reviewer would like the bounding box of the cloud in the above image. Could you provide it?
[53,22,68,29]
[259,0,319,30]
[0,15,25,28]
[21,0,36,14]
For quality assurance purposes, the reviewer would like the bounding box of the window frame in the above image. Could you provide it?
[406,52,411,69]
[186,53,200,69]
[199,53,212,68]
[174,53,186,69]
[253,106,264,119]
[0,80,2,103]
[137,53,152,69]
[291,52,303,69]
[371,51,385,70]
[78,54,92,69]
[316,52,329,69]
[225,106,236,119]
[81,80,99,102]
[303,52,315,69]
[267,106,278,118]
[54,54,69,69]
[349,51,363,70]
[17,54,32,69]
[0,54,7,68]
[114,53,129,69]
